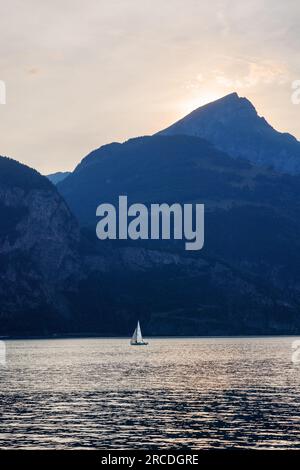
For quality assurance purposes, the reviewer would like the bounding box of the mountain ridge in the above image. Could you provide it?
[0,156,81,334]
[3,94,300,335]
[159,92,300,174]
[57,133,300,334]
[46,171,71,185]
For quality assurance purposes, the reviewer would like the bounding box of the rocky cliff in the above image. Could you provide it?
[0,157,80,334]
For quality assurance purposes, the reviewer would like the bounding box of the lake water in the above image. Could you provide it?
[0,337,300,449]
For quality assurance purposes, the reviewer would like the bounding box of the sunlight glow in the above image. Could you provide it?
[181,91,223,115]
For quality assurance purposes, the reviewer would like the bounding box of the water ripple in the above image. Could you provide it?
[0,337,300,449]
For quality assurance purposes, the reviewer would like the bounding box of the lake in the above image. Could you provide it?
[0,336,300,449]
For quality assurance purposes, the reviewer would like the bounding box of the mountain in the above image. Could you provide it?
[0,157,80,334]
[57,134,300,334]
[4,93,300,336]
[47,171,71,185]
[159,92,300,174]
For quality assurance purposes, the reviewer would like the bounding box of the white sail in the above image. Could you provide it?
[136,321,143,343]
[130,321,148,345]
[131,327,138,343]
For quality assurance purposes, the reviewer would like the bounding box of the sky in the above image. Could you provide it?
[0,0,300,174]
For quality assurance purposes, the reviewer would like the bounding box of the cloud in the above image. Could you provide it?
[27,67,41,76]
[215,60,290,89]
[0,0,299,173]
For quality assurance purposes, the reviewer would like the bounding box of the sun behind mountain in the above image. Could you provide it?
[160,92,300,174]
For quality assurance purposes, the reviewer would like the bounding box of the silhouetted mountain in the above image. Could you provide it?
[47,171,71,185]
[4,93,300,336]
[57,134,300,335]
[0,156,80,334]
[160,93,300,174]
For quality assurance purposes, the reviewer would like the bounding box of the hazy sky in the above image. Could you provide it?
[0,0,300,174]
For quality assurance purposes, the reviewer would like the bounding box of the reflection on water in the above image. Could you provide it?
[0,337,300,449]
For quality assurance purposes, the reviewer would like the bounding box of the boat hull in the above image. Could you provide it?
[130,341,148,346]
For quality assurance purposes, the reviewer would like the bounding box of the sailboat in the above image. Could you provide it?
[130,321,148,346]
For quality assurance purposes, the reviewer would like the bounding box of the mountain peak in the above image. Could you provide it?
[159,92,300,174]
[158,93,259,138]
[190,92,257,117]
[209,91,239,103]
